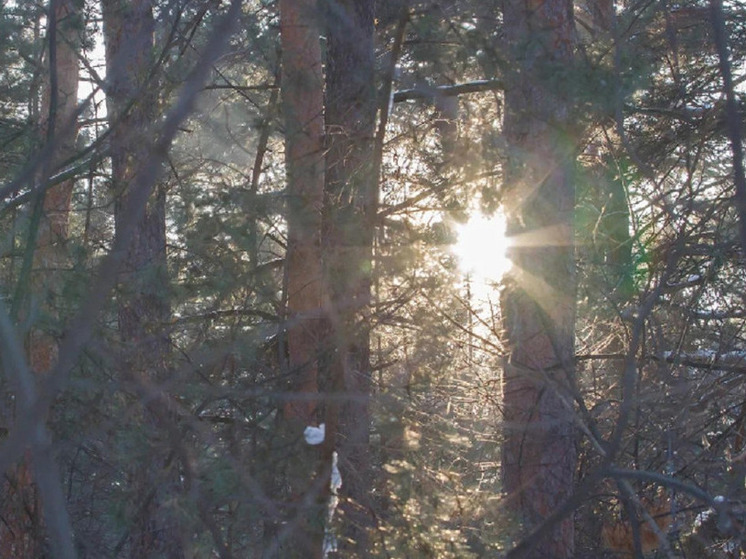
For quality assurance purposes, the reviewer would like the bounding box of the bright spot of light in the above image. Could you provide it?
[452,210,511,284]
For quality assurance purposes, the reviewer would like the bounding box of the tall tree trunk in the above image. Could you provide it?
[0,1,80,555]
[36,0,80,270]
[276,0,326,556]
[323,0,377,555]
[710,0,746,255]
[280,0,324,426]
[102,1,181,557]
[500,1,577,557]
[30,0,81,375]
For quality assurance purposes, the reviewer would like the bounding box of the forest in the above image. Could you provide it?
[0,0,745,558]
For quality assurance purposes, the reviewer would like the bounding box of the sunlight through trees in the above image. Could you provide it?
[453,209,511,286]
[0,1,745,557]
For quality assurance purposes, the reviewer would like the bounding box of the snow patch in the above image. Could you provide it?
[304,423,325,445]
[324,451,342,558]
[331,450,342,493]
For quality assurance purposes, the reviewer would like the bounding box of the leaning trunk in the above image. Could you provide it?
[500,1,577,557]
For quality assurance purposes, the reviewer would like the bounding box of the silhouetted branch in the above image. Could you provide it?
[393,78,503,103]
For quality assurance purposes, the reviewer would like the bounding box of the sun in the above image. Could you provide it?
[452,210,512,285]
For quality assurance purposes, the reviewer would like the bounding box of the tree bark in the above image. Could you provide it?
[0,1,80,555]
[323,0,377,555]
[276,0,326,556]
[37,0,80,256]
[102,1,181,557]
[500,1,577,557]
[709,0,746,256]
[279,0,324,426]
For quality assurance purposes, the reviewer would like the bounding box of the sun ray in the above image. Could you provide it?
[506,263,574,327]
[508,224,574,248]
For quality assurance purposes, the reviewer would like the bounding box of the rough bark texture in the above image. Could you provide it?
[0,1,80,555]
[37,0,80,255]
[500,1,577,557]
[277,0,326,556]
[102,1,181,557]
[280,0,324,425]
[323,0,377,555]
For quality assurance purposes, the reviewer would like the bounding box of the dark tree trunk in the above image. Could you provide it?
[102,1,181,557]
[500,1,577,557]
[102,3,169,353]
[710,0,746,255]
[323,0,377,555]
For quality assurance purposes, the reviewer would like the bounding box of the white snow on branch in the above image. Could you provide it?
[324,451,342,557]
[688,350,745,361]
[304,423,325,445]
[659,349,746,371]
[331,450,342,493]
[666,274,703,289]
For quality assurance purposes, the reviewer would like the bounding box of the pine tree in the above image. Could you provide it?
[500,1,577,556]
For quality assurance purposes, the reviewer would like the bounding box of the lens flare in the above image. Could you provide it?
[453,210,512,285]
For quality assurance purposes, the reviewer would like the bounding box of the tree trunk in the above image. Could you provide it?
[710,0,746,255]
[500,1,577,557]
[276,0,326,556]
[279,0,324,426]
[102,1,181,557]
[36,0,80,259]
[0,1,80,555]
[323,0,377,555]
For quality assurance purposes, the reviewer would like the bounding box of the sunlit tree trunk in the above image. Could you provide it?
[280,0,324,427]
[29,0,81,373]
[323,0,377,554]
[35,0,80,280]
[500,1,577,557]
[0,1,80,555]
[276,0,325,556]
[102,1,182,557]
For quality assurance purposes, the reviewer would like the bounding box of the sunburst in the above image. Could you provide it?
[452,210,512,287]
